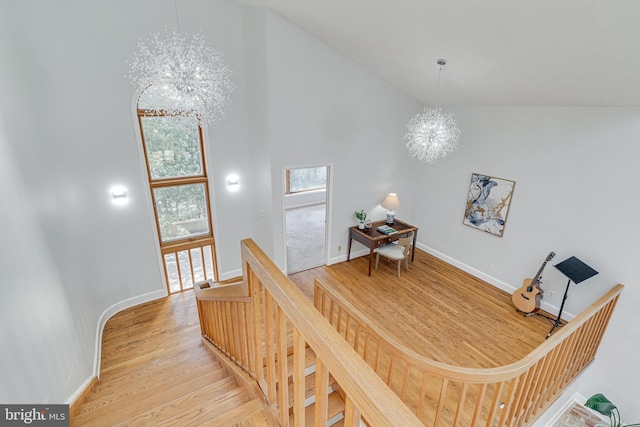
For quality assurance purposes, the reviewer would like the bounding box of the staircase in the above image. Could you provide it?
[193,239,424,427]
[278,343,346,426]
[70,293,279,427]
[201,334,346,427]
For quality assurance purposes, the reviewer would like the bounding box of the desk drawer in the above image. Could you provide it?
[375,238,392,248]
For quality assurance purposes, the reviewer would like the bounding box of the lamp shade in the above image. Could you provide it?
[381,193,400,211]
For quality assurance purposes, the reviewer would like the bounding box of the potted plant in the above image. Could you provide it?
[355,210,367,229]
[585,393,640,427]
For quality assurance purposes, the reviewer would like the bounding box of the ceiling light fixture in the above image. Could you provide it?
[404,59,460,164]
[127,1,235,128]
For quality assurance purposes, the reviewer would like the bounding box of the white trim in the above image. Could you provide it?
[540,392,584,427]
[64,375,96,405]
[335,241,577,320]
[92,289,167,378]
[281,164,332,274]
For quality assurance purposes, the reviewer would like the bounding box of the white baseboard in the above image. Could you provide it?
[538,392,585,427]
[92,288,167,378]
[416,243,576,321]
[328,248,369,266]
[65,375,96,405]
[329,241,575,320]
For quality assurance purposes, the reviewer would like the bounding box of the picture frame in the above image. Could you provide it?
[463,173,516,237]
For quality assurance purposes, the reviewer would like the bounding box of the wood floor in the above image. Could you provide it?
[70,292,277,427]
[289,249,555,369]
[72,248,556,425]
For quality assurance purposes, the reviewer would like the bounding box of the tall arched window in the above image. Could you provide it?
[137,86,218,293]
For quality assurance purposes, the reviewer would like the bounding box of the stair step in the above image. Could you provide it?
[201,398,279,427]
[286,344,317,372]
[71,370,233,425]
[286,369,338,409]
[289,390,345,426]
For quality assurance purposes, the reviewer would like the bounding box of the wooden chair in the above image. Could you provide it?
[375,231,414,278]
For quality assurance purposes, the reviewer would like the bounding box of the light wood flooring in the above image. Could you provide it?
[289,249,555,369]
[70,292,278,427]
[72,248,556,425]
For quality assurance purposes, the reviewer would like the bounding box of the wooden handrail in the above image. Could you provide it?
[315,277,623,426]
[193,237,622,426]
[316,278,623,380]
[194,239,422,426]
[193,280,249,302]
[240,239,423,426]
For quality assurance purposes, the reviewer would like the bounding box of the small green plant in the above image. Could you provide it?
[354,210,367,221]
[585,393,640,427]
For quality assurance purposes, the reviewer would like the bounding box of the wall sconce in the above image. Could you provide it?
[227,174,240,191]
[381,193,400,224]
[111,186,127,205]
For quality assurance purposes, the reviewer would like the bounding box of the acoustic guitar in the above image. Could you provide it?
[512,252,556,313]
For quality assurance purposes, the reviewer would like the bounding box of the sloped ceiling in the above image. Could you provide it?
[235,0,640,107]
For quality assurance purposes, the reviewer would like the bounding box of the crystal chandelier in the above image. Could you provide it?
[405,59,460,164]
[128,4,234,128]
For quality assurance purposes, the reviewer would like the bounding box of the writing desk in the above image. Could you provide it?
[347,219,418,276]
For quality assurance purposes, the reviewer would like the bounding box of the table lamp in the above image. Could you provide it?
[381,193,400,224]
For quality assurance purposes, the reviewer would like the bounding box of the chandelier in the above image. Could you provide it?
[404,59,460,164]
[128,4,234,128]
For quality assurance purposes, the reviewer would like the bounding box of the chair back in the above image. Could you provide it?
[398,231,414,247]
[398,231,414,257]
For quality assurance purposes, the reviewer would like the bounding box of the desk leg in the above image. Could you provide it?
[347,236,353,262]
[411,229,418,262]
[367,247,375,276]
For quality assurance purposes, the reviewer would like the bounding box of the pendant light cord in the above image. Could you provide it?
[434,60,446,109]
[174,0,182,32]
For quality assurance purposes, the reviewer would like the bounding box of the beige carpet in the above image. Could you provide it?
[286,204,326,274]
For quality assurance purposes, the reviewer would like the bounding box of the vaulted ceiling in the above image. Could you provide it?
[235,0,640,107]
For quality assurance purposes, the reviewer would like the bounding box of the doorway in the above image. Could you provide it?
[284,166,329,274]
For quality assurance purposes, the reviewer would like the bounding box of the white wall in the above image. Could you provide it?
[411,106,640,419]
[263,11,423,268]
[0,0,423,404]
[0,0,253,402]
[1,0,637,418]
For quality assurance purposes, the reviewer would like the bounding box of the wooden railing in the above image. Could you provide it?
[162,237,217,293]
[194,239,423,426]
[314,278,623,426]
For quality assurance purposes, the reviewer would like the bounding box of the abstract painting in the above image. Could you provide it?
[463,173,515,237]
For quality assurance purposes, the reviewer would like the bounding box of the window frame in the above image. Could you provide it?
[285,167,327,195]
[137,109,214,246]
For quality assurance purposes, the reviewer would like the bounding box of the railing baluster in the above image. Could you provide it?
[276,306,289,427]
[314,358,329,427]
[263,290,277,404]
[433,378,448,426]
[193,240,622,427]
[344,396,361,427]
[452,382,468,427]
[470,382,486,426]
[293,330,306,427]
